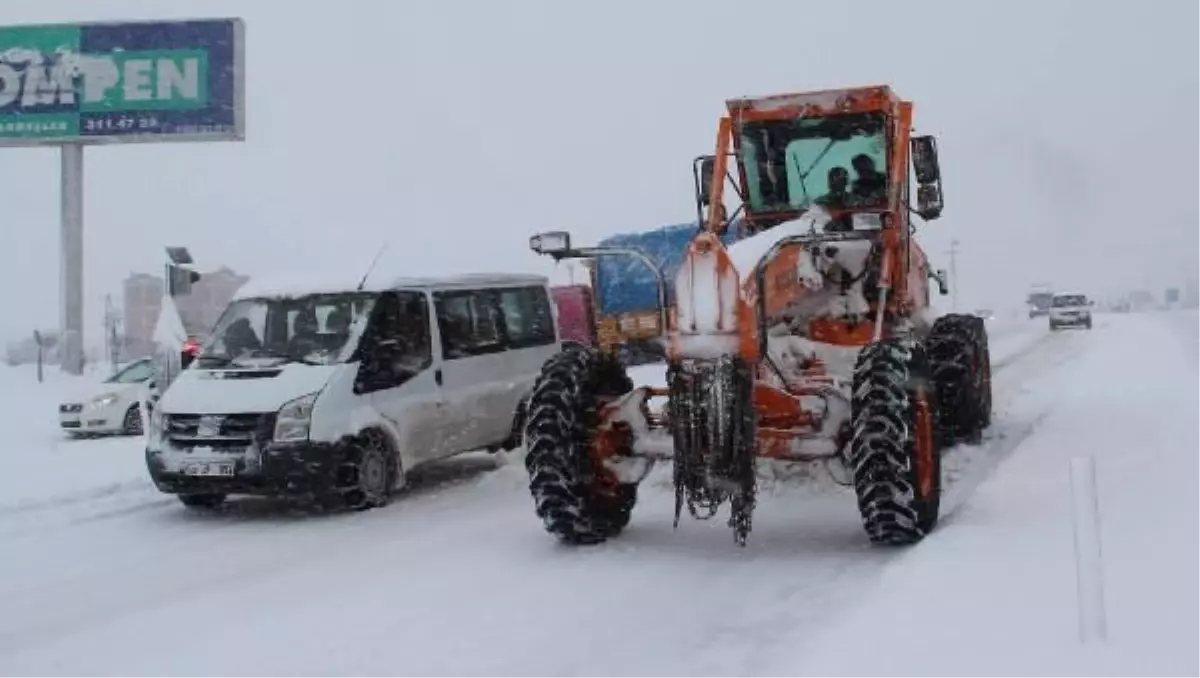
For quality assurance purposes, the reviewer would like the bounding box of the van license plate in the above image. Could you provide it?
[183,462,235,477]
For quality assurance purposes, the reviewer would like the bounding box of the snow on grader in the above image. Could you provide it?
[522,85,992,547]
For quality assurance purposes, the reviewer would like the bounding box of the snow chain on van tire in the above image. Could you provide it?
[336,429,396,511]
[524,344,639,544]
[850,339,941,545]
[926,313,991,445]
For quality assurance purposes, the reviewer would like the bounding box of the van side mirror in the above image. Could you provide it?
[697,156,716,207]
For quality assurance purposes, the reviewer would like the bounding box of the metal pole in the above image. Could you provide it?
[949,239,960,312]
[60,143,85,375]
[573,245,670,337]
[104,294,110,372]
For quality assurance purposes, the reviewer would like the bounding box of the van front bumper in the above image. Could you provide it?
[145,440,352,498]
[1049,313,1092,328]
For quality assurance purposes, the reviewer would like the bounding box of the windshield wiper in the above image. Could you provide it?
[245,348,322,366]
[790,138,838,208]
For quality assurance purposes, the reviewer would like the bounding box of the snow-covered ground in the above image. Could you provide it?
[0,313,1194,676]
[0,364,150,518]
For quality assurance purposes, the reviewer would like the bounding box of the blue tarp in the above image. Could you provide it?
[593,222,742,316]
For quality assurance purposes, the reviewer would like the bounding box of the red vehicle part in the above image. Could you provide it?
[551,284,597,346]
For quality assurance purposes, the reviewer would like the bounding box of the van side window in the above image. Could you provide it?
[435,290,503,359]
[355,292,432,394]
[498,286,556,348]
[391,292,433,372]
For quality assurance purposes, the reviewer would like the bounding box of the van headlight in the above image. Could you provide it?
[146,406,166,451]
[274,393,318,443]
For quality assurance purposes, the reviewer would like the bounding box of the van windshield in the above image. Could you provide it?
[199,292,378,367]
[1052,295,1087,307]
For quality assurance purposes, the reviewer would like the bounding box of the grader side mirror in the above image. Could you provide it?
[917,184,944,220]
[529,231,574,259]
[911,135,941,184]
[697,156,716,207]
[931,268,950,296]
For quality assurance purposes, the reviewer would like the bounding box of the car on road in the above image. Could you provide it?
[59,358,154,437]
[1048,292,1093,330]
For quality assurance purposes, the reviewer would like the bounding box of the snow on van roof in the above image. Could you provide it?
[235,271,548,300]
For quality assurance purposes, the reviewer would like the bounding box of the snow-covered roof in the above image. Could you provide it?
[234,271,548,300]
[726,85,895,114]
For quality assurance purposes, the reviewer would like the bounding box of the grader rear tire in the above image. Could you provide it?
[926,313,990,445]
[524,345,639,545]
[850,340,942,545]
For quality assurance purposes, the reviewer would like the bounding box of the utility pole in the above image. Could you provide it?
[104,295,121,376]
[949,239,960,312]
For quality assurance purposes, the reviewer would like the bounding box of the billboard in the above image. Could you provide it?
[0,18,244,147]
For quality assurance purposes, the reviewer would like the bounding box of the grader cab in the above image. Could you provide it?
[522,85,992,547]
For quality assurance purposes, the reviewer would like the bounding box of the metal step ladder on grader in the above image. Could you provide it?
[522,85,992,547]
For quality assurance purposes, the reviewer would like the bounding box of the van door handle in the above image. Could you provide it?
[434,368,443,386]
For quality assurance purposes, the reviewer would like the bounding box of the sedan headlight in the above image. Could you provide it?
[89,393,118,409]
[274,393,318,443]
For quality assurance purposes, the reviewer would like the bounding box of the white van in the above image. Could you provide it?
[1048,292,1093,330]
[145,273,561,510]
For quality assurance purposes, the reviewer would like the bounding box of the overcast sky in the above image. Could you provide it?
[0,0,1196,345]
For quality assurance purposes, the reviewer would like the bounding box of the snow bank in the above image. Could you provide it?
[0,365,154,515]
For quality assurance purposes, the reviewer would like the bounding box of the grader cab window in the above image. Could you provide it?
[739,112,889,216]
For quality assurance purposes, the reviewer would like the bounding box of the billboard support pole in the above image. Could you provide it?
[60,142,84,375]
[0,17,246,379]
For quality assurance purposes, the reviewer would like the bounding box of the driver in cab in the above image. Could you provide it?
[816,166,854,232]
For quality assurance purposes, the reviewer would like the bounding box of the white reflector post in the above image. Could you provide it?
[1070,456,1108,643]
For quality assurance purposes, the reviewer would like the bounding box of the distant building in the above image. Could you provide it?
[122,266,250,357]
[174,266,251,338]
[123,273,163,357]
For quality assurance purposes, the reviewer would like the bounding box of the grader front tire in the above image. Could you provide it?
[850,340,942,545]
[523,345,639,545]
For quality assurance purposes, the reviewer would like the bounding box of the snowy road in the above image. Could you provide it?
[0,314,1194,675]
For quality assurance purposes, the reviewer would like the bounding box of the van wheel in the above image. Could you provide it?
[179,493,226,509]
[337,430,397,511]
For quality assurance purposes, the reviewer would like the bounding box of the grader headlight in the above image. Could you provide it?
[673,233,741,358]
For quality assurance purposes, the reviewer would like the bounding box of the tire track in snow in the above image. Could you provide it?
[659,328,1088,674]
[939,327,1086,522]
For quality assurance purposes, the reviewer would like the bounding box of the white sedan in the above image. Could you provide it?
[58,358,154,437]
